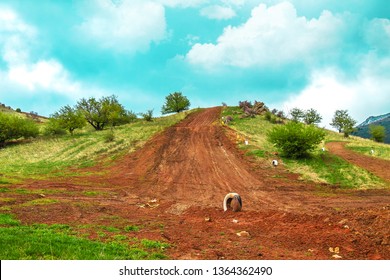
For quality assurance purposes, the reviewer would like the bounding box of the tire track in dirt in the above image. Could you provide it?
[107,107,278,211]
[326,142,390,182]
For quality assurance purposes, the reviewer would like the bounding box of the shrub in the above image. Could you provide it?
[238,100,252,110]
[267,122,326,158]
[140,110,154,122]
[369,125,386,142]
[44,119,67,136]
[0,112,39,146]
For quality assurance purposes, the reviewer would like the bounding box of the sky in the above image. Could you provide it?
[0,0,389,129]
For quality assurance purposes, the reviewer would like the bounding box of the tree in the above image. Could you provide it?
[51,105,86,135]
[330,110,357,138]
[369,125,386,142]
[303,108,322,125]
[76,95,128,130]
[289,108,305,122]
[0,112,39,146]
[267,121,326,158]
[161,92,190,114]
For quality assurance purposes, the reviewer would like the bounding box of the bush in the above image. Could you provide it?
[238,100,252,110]
[0,112,39,146]
[369,125,386,142]
[267,122,326,158]
[44,119,67,136]
[140,110,154,122]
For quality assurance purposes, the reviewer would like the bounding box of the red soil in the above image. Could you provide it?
[3,107,390,259]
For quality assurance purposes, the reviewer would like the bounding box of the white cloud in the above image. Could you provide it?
[78,0,166,54]
[7,60,81,94]
[186,1,346,68]
[156,0,207,8]
[200,5,236,20]
[364,18,390,54]
[0,6,106,101]
[279,60,390,130]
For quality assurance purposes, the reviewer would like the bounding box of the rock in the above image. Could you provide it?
[338,219,348,225]
[236,231,250,237]
[232,219,239,223]
[332,254,342,259]
[205,217,212,222]
[329,247,340,254]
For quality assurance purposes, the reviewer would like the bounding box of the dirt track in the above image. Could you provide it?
[4,107,390,259]
[326,142,390,182]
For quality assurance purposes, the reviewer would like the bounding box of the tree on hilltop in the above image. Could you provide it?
[161,92,190,114]
[289,108,305,122]
[330,110,357,138]
[303,108,322,125]
[76,95,130,130]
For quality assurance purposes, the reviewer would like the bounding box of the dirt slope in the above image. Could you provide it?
[326,142,390,182]
[5,107,390,260]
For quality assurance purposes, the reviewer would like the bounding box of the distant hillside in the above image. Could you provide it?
[0,102,48,122]
[353,112,390,144]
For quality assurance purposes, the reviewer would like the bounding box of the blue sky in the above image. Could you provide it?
[0,0,389,128]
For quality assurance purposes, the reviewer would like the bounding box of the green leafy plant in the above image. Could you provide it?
[267,122,326,158]
[369,125,386,143]
[0,112,39,146]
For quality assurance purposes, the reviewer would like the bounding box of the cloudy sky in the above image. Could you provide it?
[0,0,389,128]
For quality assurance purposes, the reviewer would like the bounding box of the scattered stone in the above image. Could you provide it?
[232,219,239,223]
[332,254,342,259]
[329,247,340,254]
[205,217,212,222]
[323,217,330,223]
[338,219,348,225]
[236,231,250,237]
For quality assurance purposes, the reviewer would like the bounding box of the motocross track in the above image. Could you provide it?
[5,107,390,259]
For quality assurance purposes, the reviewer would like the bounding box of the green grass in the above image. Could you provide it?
[222,107,389,189]
[346,141,390,160]
[0,214,169,260]
[0,110,193,182]
[284,151,386,189]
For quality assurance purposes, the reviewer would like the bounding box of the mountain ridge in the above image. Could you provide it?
[353,112,390,144]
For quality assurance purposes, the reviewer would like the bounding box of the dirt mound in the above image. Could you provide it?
[4,107,390,259]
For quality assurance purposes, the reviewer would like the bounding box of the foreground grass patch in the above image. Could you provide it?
[0,214,169,260]
[284,151,386,189]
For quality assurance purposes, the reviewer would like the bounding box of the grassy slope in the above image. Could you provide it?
[0,110,192,184]
[222,107,389,189]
